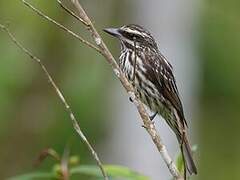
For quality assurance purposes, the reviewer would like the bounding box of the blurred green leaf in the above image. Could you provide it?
[9,164,149,180]
[69,155,80,166]
[104,165,149,180]
[8,172,56,180]
[175,145,198,174]
[176,151,184,174]
[70,165,150,180]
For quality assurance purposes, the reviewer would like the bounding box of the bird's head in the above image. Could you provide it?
[104,24,158,50]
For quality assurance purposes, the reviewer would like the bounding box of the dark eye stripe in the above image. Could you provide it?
[120,30,134,39]
[119,30,142,40]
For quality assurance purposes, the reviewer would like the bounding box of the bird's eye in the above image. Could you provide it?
[119,29,135,39]
[132,34,143,42]
[127,32,140,40]
[129,33,135,39]
[119,29,143,42]
[121,31,134,39]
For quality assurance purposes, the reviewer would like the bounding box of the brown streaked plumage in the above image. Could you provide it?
[104,24,197,176]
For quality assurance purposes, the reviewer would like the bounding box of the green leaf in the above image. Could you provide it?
[8,165,149,180]
[70,165,150,180]
[70,165,101,177]
[176,151,184,174]
[175,145,198,174]
[104,165,149,180]
[8,172,56,180]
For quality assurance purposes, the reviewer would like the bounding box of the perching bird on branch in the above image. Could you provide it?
[104,24,197,176]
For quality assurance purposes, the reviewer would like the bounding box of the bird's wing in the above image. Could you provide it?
[150,52,188,127]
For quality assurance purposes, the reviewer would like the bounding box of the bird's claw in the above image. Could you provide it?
[149,112,157,121]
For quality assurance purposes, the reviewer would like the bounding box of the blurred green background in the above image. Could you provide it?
[200,0,240,179]
[0,0,240,180]
[0,0,118,178]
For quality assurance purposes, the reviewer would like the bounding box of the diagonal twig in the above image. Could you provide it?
[20,0,102,55]
[0,24,108,180]
[57,0,89,26]
[68,0,183,179]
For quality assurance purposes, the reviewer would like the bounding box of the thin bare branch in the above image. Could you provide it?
[70,0,90,24]
[0,24,108,180]
[20,0,102,55]
[57,0,89,26]
[69,0,183,179]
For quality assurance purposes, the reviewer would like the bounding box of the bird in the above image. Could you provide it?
[104,24,197,176]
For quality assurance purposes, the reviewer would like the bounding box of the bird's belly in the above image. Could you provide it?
[136,84,163,113]
[123,68,163,112]
[136,85,174,122]
[120,57,172,120]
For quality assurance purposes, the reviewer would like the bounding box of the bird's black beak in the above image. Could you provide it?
[103,28,121,37]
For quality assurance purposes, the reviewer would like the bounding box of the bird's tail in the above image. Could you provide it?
[180,135,197,175]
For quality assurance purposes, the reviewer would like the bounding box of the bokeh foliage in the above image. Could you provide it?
[200,0,240,179]
[0,0,119,178]
[1,0,240,179]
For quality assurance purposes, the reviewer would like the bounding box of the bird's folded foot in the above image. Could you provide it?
[149,112,157,121]
[142,124,147,129]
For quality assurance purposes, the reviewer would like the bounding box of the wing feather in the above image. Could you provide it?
[152,52,187,127]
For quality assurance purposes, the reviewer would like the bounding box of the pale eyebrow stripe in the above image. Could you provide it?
[125,28,142,35]
[124,28,150,38]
